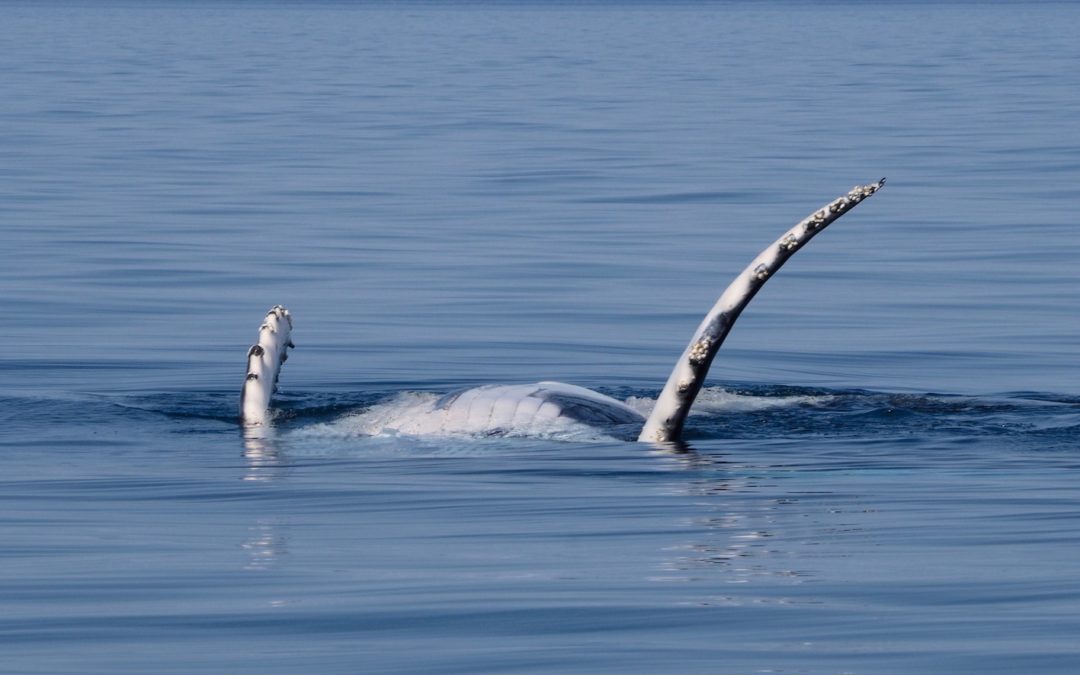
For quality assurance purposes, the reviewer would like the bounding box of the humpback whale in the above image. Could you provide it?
[241,179,885,444]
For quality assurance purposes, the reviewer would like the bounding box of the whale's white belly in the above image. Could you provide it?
[440,382,642,429]
[359,382,645,438]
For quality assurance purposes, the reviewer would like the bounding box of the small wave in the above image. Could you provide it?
[624,386,832,419]
[689,387,835,414]
[23,384,1080,452]
[289,392,443,439]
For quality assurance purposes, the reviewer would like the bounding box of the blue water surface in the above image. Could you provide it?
[3,1,1080,673]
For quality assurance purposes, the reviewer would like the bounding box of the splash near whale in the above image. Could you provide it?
[241,179,885,444]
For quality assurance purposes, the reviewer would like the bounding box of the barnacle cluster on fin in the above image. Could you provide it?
[240,305,294,425]
[809,178,885,229]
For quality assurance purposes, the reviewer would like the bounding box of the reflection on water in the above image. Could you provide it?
[240,425,289,571]
[654,452,850,607]
[242,425,284,482]
[241,519,288,572]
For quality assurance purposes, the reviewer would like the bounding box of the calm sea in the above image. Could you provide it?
[3,1,1080,672]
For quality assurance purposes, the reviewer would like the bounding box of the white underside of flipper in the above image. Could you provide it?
[240,305,293,426]
[639,179,886,442]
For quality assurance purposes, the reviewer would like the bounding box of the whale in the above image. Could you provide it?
[241,179,885,444]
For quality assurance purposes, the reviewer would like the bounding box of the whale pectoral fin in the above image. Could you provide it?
[240,305,293,426]
[639,179,886,444]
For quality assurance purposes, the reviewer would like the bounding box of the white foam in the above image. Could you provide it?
[623,396,658,417]
[286,391,628,443]
[287,392,442,439]
[626,387,829,419]
[688,387,833,413]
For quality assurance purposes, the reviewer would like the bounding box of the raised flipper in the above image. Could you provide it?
[639,179,886,443]
[240,305,294,426]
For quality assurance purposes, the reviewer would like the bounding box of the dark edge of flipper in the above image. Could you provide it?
[240,305,294,426]
[638,179,886,443]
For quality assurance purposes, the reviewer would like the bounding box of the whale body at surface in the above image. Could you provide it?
[240,179,886,444]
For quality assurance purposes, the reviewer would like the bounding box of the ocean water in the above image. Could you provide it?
[3,1,1080,672]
